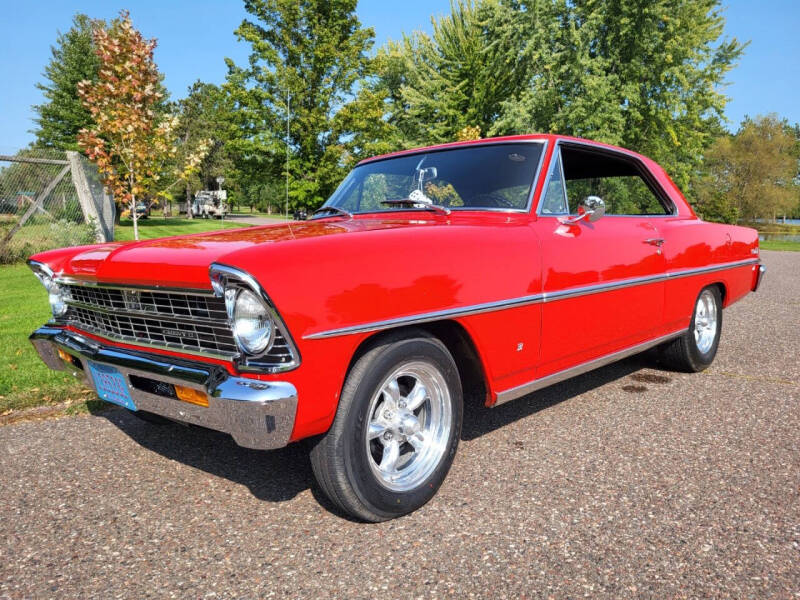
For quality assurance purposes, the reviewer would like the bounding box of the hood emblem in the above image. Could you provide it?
[123,290,143,311]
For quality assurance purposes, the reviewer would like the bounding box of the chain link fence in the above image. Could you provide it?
[0,149,114,264]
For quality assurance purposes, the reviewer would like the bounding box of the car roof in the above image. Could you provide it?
[356,134,652,166]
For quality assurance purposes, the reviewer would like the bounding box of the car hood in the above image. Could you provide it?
[33,217,441,289]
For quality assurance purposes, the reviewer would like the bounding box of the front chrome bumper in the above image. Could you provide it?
[30,327,297,450]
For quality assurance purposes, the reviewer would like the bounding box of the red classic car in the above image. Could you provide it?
[28,134,765,521]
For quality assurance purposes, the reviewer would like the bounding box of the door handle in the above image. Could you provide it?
[644,238,665,247]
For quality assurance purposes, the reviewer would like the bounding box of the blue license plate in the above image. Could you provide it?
[87,361,137,410]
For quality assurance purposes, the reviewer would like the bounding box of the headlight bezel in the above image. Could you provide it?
[29,260,68,319]
[210,263,301,373]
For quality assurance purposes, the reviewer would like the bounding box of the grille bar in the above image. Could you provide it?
[59,282,297,367]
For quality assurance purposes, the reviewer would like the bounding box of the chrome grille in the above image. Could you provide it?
[67,304,239,356]
[66,285,228,322]
[60,284,296,365]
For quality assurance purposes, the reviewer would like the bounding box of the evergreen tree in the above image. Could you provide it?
[32,14,104,151]
[372,0,523,147]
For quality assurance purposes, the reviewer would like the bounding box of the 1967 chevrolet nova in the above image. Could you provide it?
[28,134,765,521]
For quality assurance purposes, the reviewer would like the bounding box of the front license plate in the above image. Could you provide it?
[87,361,137,410]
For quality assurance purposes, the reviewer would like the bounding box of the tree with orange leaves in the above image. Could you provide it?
[78,11,209,240]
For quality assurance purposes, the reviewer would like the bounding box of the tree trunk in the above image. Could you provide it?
[131,197,139,240]
[186,181,193,220]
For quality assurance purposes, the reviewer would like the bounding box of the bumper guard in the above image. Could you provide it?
[30,327,297,450]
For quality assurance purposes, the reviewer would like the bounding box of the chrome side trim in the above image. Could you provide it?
[493,329,685,406]
[305,293,547,340]
[303,258,759,340]
[30,326,297,450]
[666,258,759,279]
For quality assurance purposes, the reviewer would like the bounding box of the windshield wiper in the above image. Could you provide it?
[380,198,451,215]
[311,206,353,219]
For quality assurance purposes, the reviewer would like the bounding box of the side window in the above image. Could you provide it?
[559,146,671,216]
[540,153,568,214]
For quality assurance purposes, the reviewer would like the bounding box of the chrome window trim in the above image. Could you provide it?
[538,145,569,216]
[493,328,686,406]
[303,258,759,340]
[209,263,302,373]
[534,139,679,218]
[322,139,549,216]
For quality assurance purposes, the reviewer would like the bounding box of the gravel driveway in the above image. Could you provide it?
[1,251,798,598]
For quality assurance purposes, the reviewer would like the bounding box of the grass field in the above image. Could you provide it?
[760,239,800,252]
[115,217,250,241]
[0,263,89,414]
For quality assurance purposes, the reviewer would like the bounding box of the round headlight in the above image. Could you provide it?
[232,289,273,354]
[37,272,67,318]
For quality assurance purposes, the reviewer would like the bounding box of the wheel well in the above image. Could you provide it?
[709,281,727,306]
[345,321,489,408]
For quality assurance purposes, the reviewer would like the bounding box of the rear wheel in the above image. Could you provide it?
[660,286,723,372]
[310,331,463,522]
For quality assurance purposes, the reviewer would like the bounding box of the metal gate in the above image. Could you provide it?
[0,149,115,263]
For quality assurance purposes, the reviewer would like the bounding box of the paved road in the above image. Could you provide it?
[1,251,798,598]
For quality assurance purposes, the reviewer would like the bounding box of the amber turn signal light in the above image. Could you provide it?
[57,348,71,363]
[174,385,209,407]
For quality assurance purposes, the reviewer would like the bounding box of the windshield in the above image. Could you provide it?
[323,142,544,214]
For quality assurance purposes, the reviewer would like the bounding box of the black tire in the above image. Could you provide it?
[130,409,171,425]
[310,330,463,522]
[660,285,723,372]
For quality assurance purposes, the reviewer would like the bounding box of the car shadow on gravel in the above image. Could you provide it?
[461,354,663,441]
[89,353,670,511]
[94,408,315,503]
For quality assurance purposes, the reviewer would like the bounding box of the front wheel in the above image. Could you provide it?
[660,286,723,372]
[310,331,463,522]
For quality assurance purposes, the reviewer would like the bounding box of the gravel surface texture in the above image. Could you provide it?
[1,250,798,599]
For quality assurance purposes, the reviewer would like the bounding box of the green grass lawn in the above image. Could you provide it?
[760,239,800,252]
[115,217,250,241]
[0,264,88,414]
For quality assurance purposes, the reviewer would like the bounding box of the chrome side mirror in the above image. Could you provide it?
[559,195,605,225]
[581,196,605,222]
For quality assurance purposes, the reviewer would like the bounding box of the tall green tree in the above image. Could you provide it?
[224,0,384,210]
[692,115,799,223]
[32,14,104,151]
[371,0,524,147]
[493,0,745,189]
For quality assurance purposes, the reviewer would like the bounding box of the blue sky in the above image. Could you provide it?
[1,0,798,152]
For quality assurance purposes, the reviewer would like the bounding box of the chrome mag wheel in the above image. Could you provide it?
[694,289,718,354]
[364,361,452,492]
